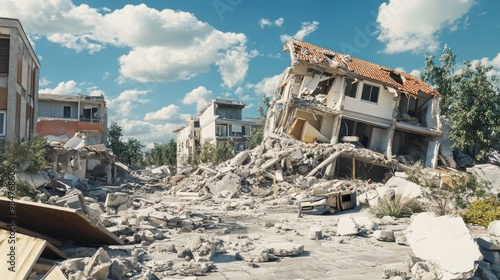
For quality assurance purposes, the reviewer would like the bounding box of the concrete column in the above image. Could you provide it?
[386,119,397,159]
[106,161,112,184]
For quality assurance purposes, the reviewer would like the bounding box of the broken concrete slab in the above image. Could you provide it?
[229,150,250,167]
[489,221,500,237]
[105,192,133,213]
[336,216,359,236]
[207,173,241,198]
[379,176,422,200]
[467,164,500,194]
[373,230,395,242]
[309,225,322,240]
[235,248,270,263]
[406,212,482,279]
[267,243,304,257]
[477,236,500,251]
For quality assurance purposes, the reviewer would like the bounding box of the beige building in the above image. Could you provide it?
[0,17,40,148]
[175,99,262,165]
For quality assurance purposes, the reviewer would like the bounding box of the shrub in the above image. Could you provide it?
[14,180,38,200]
[460,198,500,227]
[421,184,455,216]
[369,194,424,218]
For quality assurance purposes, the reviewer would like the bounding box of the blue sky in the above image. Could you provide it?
[1,0,499,148]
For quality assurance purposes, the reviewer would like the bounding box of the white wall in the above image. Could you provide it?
[326,76,343,109]
[369,127,389,152]
[343,80,396,121]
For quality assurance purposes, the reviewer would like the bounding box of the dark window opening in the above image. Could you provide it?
[345,78,358,98]
[63,106,71,118]
[361,84,379,103]
[0,38,10,74]
[312,77,335,97]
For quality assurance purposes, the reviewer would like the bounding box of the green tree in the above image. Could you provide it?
[421,46,500,162]
[108,122,126,159]
[144,138,177,167]
[123,138,144,166]
[421,44,456,115]
[247,95,270,149]
[448,62,500,161]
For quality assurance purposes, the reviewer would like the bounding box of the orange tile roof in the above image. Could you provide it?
[284,39,439,97]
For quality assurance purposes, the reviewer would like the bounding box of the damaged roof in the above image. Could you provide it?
[285,39,439,97]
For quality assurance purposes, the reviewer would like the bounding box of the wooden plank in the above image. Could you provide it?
[0,229,47,280]
[0,197,123,246]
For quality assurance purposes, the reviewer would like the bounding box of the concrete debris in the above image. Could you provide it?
[208,172,241,198]
[336,216,359,236]
[309,225,323,240]
[382,269,407,279]
[406,212,482,279]
[489,221,500,237]
[188,236,216,262]
[373,230,395,242]
[468,164,500,194]
[235,248,270,263]
[394,231,409,246]
[268,243,304,257]
[104,192,133,213]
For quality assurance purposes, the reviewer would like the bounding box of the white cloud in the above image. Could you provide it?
[0,1,253,87]
[103,71,110,80]
[280,21,319,43]
[469,53,500,77]
[259,17,284,28]
[376,0,475,54]
[40,80,80,95]
[107,89,151,118]
[410,69,422,78]
[274,18,284,27]
[144,104,191,122]
[39,77,51,86]
[182,86,212,111]
[259,18,271,28]
[113,118,181,147]
[252,74,282,97]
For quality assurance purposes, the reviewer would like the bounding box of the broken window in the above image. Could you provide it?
[312,77,335,97]
[0,38,9,74]
[63,106,71,118]
[345,78,358,98]
[82,107,99,122]
[361,84,379,103]
[0,110,5,136]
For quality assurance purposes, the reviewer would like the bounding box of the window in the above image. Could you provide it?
[0,38,9,74]
[63,106,71,118]
[345,78,358,98]
[0,111,5,136]
[216,125,227,136]
[361,84,380,103]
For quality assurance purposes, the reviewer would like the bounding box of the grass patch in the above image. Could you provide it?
[369,194,424,218]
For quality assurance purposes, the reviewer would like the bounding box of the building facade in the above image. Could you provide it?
[265,39,442,168]
[0,18,40,148]
[175,99,262,165]
[37,93,108,146]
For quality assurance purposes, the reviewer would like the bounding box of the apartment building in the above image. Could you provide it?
[0,18,40,148]
[37,93,108,145]
[175,98,262,165]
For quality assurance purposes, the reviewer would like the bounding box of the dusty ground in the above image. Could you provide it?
[110,187,415,280]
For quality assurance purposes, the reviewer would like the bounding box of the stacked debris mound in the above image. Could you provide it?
[170,134,400,204]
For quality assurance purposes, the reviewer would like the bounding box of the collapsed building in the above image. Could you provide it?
[264,39,442,178]
[36,93,116,183]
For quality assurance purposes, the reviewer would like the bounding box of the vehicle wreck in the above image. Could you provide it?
[263,39,442,179]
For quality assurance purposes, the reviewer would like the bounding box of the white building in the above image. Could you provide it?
[175,99,262,165]
[266,39,442,168]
